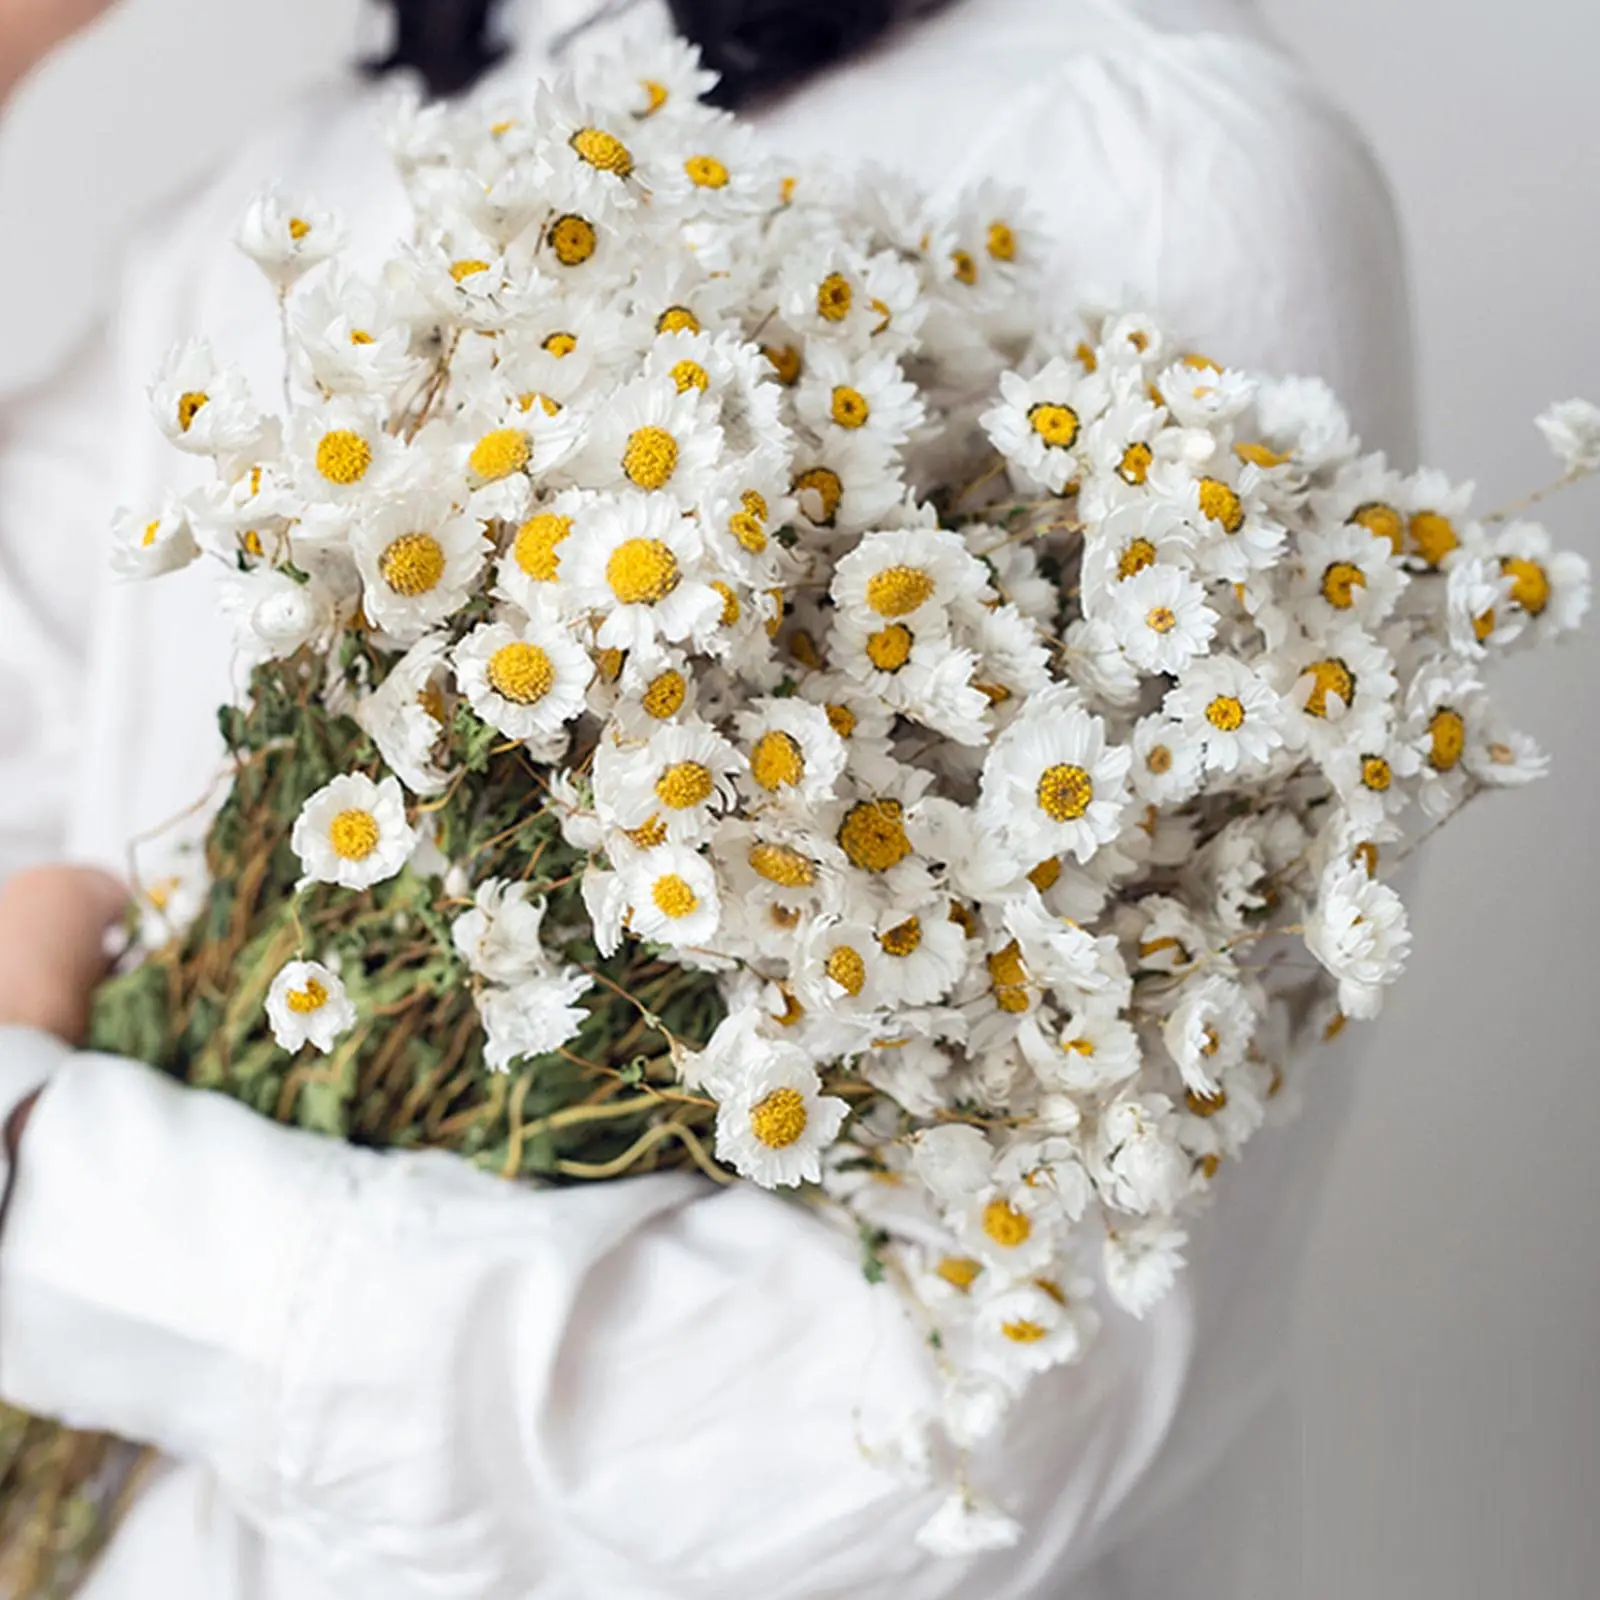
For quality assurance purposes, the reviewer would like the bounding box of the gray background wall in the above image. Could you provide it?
[0,1,1593,1593]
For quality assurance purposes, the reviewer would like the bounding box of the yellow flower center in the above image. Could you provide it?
[684,153,729,188]
[824,702,856,739]
[288,217,311,242]
[793,465,844,525]
[176,391,208,432]
[1062,1035,1095,1056]
[1234,440,1288,469]
[830,385,870,429]
[606,537,680,604]
[513,512,572,581]
[1197,477,1244,533]
[1118,442,1153,485]
[1002,1318,1050,1344]
[1304,658,1356,718]
[548,213,598,266]
[877,916,922,958]
[986,220,1016,261]
[595,647,625,682]
[141,520,161,547]
[837,799,911,873]
[449,258,491,282]
[1501,555,1551,615]
[640,78,669,114]
[379,532,446,597]
[817,271,853,322]
[749,1086,809,1149]
[1036,763,1093,822]
[651,873,699,918]
[751,729,805,791]
[1118,537,1158,580]
[518,392,561,418]
[1145,743,1174,774]
[865,623,913,672]
[729,490,768,551]
[865,565,935,617]
[825,945,867,996]
[936,1255,982,1291]
[1429,707,1466,771]
[641,669,687,720]
[349,329,374,346]
[1028,401,1079,449]
[657,305,701,336]
[543,331,578,358]
[1409,510,1458,566]
[763,343,802,385]
[987,939,1029,1013]
[486,642,554,705]
[982,1198,1032,1249]
[712,580,740,626]
[622,425,679,491]
[1185,1087,1227,1118]
[1206,695,1246,732]
[1146,605,1177,634]
[329,808,381,861]
[1321,560,1368,609]
[950,248,978,286]
[671,359,709,394]
[772,988,804,1027]
[748,842,817,887]
[316,429,373,486]
[626,816,668,850]
[570,126,633,176]
[655,760,714,811]
[470,428,531,482]
[1351,501,1403,554]
[284,977,327,1014]
[1361,755,1393,791]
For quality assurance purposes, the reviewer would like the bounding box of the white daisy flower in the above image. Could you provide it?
[1156,459,1286,584]
[1105,562,1217,675]
[354,634,453,796]
[870,900,969,1007]
[1324,734,1421,829]
[1078,499,1198,620]
[1024,1006,1141,1093]
[1164,656,1285,776]
[1465,719,1549,789]
[1161,972,1256,1097]
[110,500,198,580]
[1155,351,1256,430]
[592,718,742,843]
[789,432,906,539]
[978,688,1132,866]
[534,81,647,209]
[559,491,723,652]
[713,1046,849,1189]
[265,959,357,1054]
[1403,656,1483,821]
[1093,1093,1192,1215]
[574,32,718,125]
[973,1274,1097,1380]
[1279,626,1399,758]
[235,188,344,289]
[1397,468,1474,571]
[958,1184,1059,1275]
[291,773,416,890]
[618,843,722,947]
[219,566,337,677]
[451,878,556,985]
[915,1492,1022,1559]
[1127,714,1206,806]
[350,492,489,642]
[794,914,892,1017]
[456,395,585,518]
[290,268,422,396]
[734,696,848,809]
[573,375,724,507]
[828,609,990,746]
[1103,1218,1188,1318]
[981,357,1109,493]
[479,972,595,1071]
[289,396,397,504]
[647,111,775,219]
[777,240,923,350]
[831,526,991,633]
[1291,522,1409,633]
[1487,521,1591,640]
[1306,861,1410,1021]
[1535,397,1600,476]
[796,342,926,448]
[149,339,262,459]
[453,613,593,745]
[493,488,596,610]
[1253,374,1358,472]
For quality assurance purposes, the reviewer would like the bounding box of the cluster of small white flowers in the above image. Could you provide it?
[117,40,1592,1554]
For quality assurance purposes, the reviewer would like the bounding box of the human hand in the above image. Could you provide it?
[0,0,118,98]
[0,864,127,1046]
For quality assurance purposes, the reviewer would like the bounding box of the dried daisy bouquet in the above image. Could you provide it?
[5,35,1597,1591]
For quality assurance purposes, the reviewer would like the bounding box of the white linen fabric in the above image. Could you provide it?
[0,1,1416,1595]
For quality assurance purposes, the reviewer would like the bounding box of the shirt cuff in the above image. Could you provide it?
[0,1023,67,1126]
[0,1047,372,1509]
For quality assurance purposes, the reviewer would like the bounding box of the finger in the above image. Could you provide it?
[0,866,129,1041]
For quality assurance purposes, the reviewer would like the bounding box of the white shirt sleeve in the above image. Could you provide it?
[0,1049,1185,1599]
[0,326,123,880]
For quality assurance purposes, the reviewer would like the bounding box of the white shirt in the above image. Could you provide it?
[0,1,1414,1594]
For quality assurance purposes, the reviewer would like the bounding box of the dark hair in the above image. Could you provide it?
[368,0,913,108]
